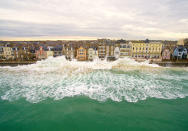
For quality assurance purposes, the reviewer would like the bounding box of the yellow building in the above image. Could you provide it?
[76,46,87,61]
[131,42,163,59]
[3,47,12,60]
[46,51,54,58]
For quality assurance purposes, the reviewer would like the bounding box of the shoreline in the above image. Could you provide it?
[0,60,188,67]
[0,61,37,66]
[150,61,188,67]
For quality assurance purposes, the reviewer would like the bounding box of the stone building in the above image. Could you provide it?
[76,46,87,61]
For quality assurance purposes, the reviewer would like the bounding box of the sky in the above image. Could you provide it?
[0,0,188,40]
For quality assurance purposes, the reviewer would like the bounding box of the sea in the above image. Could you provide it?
[0,56,188,131]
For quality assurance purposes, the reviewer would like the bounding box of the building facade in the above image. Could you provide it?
[0,46,4,59]
[36,46,47,60]
[88,48,98,61]
[120,42,131,58]
[12,47,19,60]
[172,46,187,60]
[76,46,87,61]
[131,42,163,59]
[162,49,171,60]
[53,45,63,57]
[98,44,106,60]
[65,46,74,60]
[3,47,12,60]
[106,44,114,57]
[46,46,54,58]
[114,47,120,59]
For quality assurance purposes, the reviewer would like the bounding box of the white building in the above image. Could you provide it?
[88,48,98,61]
[114,47,120,59]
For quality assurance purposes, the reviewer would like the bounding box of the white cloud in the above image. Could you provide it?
[0,0,188,40]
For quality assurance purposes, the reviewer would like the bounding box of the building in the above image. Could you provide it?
[172,46,187,60]
[16,47,29,61]
[53,45,63,57]
[98,44,106,60]
[0,46,4,59]
[36,46,47,60]
[162,49,171,60]
[177,38,188,48]
[3,46,12,60]
[28,47,36,60]
[76,46,87,61]
[46,47,54,58]
[65,44,74,60]
[120,42,131,58]
[162,41,177,60]
[131,42,163,59]
[106,43,114,57]
[88,48,98,61]
[114,47,120,59]
[12,47,19,60]
[0,46,3,59]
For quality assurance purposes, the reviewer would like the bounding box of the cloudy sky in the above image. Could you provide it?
[0,0,188,40]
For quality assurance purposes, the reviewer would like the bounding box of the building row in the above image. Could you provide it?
[0,39,188,61]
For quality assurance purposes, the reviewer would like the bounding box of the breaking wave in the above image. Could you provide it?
[0,56,188,103]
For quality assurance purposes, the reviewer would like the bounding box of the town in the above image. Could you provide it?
[0,38,187,66]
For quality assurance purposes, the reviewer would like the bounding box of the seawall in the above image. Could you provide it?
[0,61,37,66]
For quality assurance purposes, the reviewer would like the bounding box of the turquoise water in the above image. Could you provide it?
[0,57,188,131]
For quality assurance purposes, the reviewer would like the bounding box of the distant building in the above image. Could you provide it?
[98,44,106,60]
[131,42,163,59]
[88,48,98,61]
[162,49,171,60]
[65,44,74,60]
[162,41,177,60]
[46,46,54,58]
[177,39,188,47]
[120,42,131,58]
[28,47,36,60]
[36,46,46,60]
[106,43,114,57]
[172,46,187,60]
[114,47,120,59]
[3,46,12,60]
[76,46,87,61]
[12,47,19,60]
[0,46,4,59]
[53,45,63,57]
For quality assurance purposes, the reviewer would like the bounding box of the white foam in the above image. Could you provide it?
[0,56,187,103]
[0,56,161,73]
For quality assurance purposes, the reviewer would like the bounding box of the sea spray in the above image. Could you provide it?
[0,56,188,103]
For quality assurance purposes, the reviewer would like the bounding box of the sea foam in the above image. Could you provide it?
[0,56,188,103]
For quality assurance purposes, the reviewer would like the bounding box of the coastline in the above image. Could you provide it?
[0,61,37,66]
[150,60,188,67]
[0,59,188,67]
